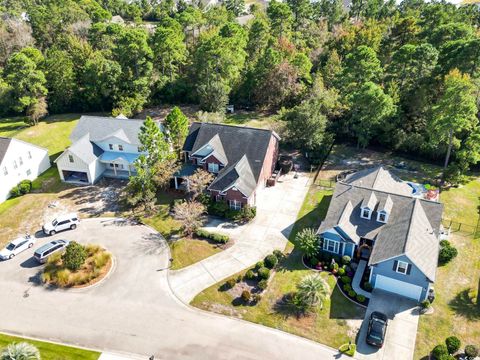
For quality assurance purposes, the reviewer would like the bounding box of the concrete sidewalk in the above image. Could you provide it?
[169,172,311,303]
[352,260,372,298]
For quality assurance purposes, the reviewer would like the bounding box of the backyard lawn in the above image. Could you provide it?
[224,111,279,130]
[0,333,100,360]
[169,238,222,270]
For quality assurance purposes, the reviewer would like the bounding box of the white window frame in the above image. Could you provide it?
[68,155,74,163]
[377,210,388,223]
[360,207,371,220]
[396,261,409,275]
[229,200,242,210]
[208,163,219,173]
[323,238,340,254]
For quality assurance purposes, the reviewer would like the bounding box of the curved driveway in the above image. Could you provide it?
[0,218,345,360]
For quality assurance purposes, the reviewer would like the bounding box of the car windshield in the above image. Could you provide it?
[52,219,58,226]
[6,243,15,251]
[370,321,385,339]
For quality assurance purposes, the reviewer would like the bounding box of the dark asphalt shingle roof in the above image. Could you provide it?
[318,167,443,281]
[184,122,279,196]
[0,137,12,165]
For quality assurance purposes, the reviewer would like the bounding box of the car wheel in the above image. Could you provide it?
[28,243,33,248]
[70,224,77,230]
[50,230,56,236]
[9,254,14,259]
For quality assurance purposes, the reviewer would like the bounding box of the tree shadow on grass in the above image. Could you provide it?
[448,286,480,320]
[329,285,366,320]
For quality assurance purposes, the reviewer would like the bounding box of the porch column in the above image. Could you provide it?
[128,164,131,176]
[174,177,178,190]
[113,161,117,176]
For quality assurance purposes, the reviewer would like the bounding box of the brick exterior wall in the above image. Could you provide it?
[258,134,279,185]
[210,188,252,207]
[202,154,224,172]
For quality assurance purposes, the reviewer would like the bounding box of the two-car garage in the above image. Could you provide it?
[374,275,423,301]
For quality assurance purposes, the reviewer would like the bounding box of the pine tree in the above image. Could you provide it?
[164,106,189,153]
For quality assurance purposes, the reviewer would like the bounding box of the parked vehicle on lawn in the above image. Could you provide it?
[366,311,388,348]
[0,234,36,260]
[42,213,79,236]
[34,240,69,263]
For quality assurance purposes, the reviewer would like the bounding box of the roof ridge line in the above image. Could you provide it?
[193,121,274,133]
[403,198,420,254]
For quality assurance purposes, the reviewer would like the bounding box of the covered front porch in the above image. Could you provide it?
[99,152,138,179]
[172,163,197,191]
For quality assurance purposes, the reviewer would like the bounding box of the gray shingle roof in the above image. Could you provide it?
[184,122,279,196]
[343,166,412,196]
[318,167,443,281]
[64,134,104,164]
[0,137,12,165]
[70,116,146,145]
[209,155,257,196]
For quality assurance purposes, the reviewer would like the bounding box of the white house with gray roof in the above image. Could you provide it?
[55,115,154,184]
[318,166,443,301]
[0,137,50,203]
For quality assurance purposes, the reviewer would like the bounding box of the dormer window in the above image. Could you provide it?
[361,207,372,220]
[377,210,388,223]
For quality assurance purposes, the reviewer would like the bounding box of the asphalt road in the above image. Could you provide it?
[0,218,349,360]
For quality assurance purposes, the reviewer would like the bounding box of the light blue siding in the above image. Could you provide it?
[370,254,432,300]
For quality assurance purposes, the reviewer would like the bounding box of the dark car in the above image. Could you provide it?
[366,311,388,348]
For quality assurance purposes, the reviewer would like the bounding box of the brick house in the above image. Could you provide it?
[175,122,280,209]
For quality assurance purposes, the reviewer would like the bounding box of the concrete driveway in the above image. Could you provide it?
[356,290,420,360]
[169,171,311,303]
[0,217,345,360]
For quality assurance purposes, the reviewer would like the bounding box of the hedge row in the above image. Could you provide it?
[195,229,229,244]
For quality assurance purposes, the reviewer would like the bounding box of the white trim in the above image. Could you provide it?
[395,260,409,275]
[368,266,373,283]
[377,210,388,223]
[207,162,219,173]
[323,238,340,254]
[360,207,372,220]
[229,199,242,210]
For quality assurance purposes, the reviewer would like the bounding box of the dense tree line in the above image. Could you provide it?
[0,0,479,181]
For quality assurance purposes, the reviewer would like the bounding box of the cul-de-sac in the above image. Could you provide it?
[0,1,479,359]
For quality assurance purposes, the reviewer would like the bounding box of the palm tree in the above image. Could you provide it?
[1,342,40,360]
[297,274,329,309]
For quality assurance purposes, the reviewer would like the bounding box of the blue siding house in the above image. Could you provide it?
[317,167,443,302]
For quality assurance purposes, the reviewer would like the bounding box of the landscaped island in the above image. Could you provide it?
[42,242,112,288]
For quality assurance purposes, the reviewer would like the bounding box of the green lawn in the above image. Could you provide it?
[191,183,365,348]
[440,178,480,224]
[0,114,80,159]
[0,333,100,360]
[170,237,222,270]
[139,192,183,238]
[224,111,279,130]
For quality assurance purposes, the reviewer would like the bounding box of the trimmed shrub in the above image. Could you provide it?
[258,279,268,290]
[85,244,102,257]
[356,294,366,303]
[348,290,357,298]
[421,300,431,309]
[1,342,40,360]
[241,290,251,302]
[255,261,264,270]
[338,268,346,276]
[465,345,479,359]
[342,255,351,265]
[93,252,111,269]
[56,269,71,287]
[236,275,242,283]
[9,186,21,197]
[363,282,373,291]
[238,205,256,222]
[438,242,458,265]
[273,249,284,259]
[225,278,236,289]
[245,269,256,280]
[62,241,87,271]
[258,267,270,280]
[264,254,278,269]
[432,344,449,360]
[341,276,352,284]
[195,229,229,244]
[439,240,450,247]
[445,336,461,354]
[208,201,229,217]
[309,256,319,267]
[343,284,352,292]
[18,179,32,194]
[253,293,262,303]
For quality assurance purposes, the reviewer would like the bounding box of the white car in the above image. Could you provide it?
[42,213,79,236]
[0,235,36,260]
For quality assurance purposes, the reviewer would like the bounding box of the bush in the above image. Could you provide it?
[338,268,346,276]
[225,278,236,289]
[445,336,461,354]
[438,242,458,265]
[341,276,352,284]
[93,252,111,269]
[85,244,102,257]
[432,344,449,360]
[258,279,268,290]
[18,179,32,194]
[238,205,256,222]
[258,267,270,280]
[9,186,21,197]
[255,261,264,269]
[342,255,351,265]
[1,342,40,360]
[241,290,251,302]
[309,256,319,267]
[56,269,71,287]
[356,294,366,303]
[348,290,357,298]
[207,201,229,217]
[439,240,450,247]
[195,229,229,244]
[253,293,262,303]
[343,284,352,292]
[273,249,284,259]
[264,254,278,269]
[296,228,319,259]
[465,345,479,359]
[363,282,373,291]
[421,300,431,309]
[245,269,256,280]
[225,209,241,220]
[62,241,87,271]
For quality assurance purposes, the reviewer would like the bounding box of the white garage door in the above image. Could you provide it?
[375,275,423,301]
